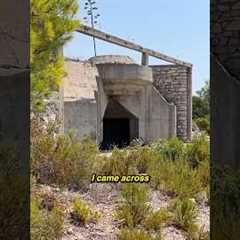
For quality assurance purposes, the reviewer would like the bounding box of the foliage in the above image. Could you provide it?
[192,81,209,120]
[194,118,210,134]
[97,147,138,176]
[185,134,209,169]
[31,197,64,240]
[152,138,185,161]
[116,184,150,227]
[31,118,98,189]
[118,228,161,240]
[31,0,80,111]
[148,157,203,199]
[170,198,199,235]
[144,208,171,231]
[71,198,100,225]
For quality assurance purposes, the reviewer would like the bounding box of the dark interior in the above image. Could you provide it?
[100,99,139,150]
[101,118,130,150]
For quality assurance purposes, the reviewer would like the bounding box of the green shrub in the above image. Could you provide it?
[98,147,137,176]
[152,138,185,161]
[148,158,203,198]
[31,198,64,240]
[71,198,100,225]
[144,208,171,231]
[118,228,151,240]
[116,184,150,227]
[170,198,199,235]
[186,226,209,240]
[194,118,210,134]
[129,146,159,174]
[185,134,209,168]
[118,228,161,240]
[31,119,98,189]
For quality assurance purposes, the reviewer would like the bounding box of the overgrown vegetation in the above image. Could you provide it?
[31,118,98,190]
[118,228,162,240]
[71,198,100,225]
[116,183,151,228]
[192,81,210,134]
[31,118,209,239]
[31,197,65,240]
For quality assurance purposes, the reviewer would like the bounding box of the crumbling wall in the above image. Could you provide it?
[150,65,192,141]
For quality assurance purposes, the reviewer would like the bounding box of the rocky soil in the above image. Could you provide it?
[32,183,209,240]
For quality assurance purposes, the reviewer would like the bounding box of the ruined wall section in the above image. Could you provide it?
[150,65,192,141]
[63,59,100,139]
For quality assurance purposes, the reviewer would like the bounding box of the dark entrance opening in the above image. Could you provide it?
[100,99,138,150]
[102,118,130,149]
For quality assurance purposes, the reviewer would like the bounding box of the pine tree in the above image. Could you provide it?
[31,0,80,111]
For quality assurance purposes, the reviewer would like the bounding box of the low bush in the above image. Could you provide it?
[31,118,98,189]
[97,147,137,176]
[71,198,100,225]
[185,134,209,168]
[148,158,203,199]
[116,183,150,227]
[194,117,209,134]
[170,198,199,235]
[152,137,185,161]
[31,198,64,240]
[144,208,172,231]
[118,228,161,240]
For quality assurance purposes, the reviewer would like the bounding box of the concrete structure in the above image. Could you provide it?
[61,26,192,148]
[62,55,191,148]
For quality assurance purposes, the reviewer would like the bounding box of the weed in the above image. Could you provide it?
[152,137,185,161]
[31,198,64,240]
[116,184,150,227]
[144,208,172,231]
[185,134,209,168]
[170,198,199,235]
[118,228,161,240]
[31,119,98,189]
[71,198,100,225]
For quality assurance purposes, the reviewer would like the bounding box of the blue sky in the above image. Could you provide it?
[64,0,209,93]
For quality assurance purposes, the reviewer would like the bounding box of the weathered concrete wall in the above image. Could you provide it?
[149,87,176,141]
[63,59,99,139]
[150,65,192,141]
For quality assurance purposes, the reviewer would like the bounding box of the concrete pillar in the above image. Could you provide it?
[141,52,149,66]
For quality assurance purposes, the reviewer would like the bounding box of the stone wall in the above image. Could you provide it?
[150,65,192,141]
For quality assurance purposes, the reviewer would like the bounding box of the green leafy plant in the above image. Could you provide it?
[194,118,210,134]
[185,134,209,168]
[31,198,64,240]
[144,208,172,231]
[148,158,203,198]
[71,198,100,225]
[116,184,150,227]
[31,0,80,111]
[98,147,137,176]
[118,228,161,240]
[152,138,185,161]
[31,119,98,189]
[170,198,199,235]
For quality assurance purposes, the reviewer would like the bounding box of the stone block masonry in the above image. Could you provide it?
[150,65,192,141]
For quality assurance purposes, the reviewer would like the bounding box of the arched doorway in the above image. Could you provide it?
[101,99,139,150]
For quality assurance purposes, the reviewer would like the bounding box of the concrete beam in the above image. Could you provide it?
[76,25,192,68]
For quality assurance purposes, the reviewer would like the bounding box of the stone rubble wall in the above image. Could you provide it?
[150,65,192,141]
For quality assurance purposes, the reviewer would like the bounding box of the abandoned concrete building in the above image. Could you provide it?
[62,26,192,149]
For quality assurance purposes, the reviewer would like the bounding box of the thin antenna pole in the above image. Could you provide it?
[89,2,97,56]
